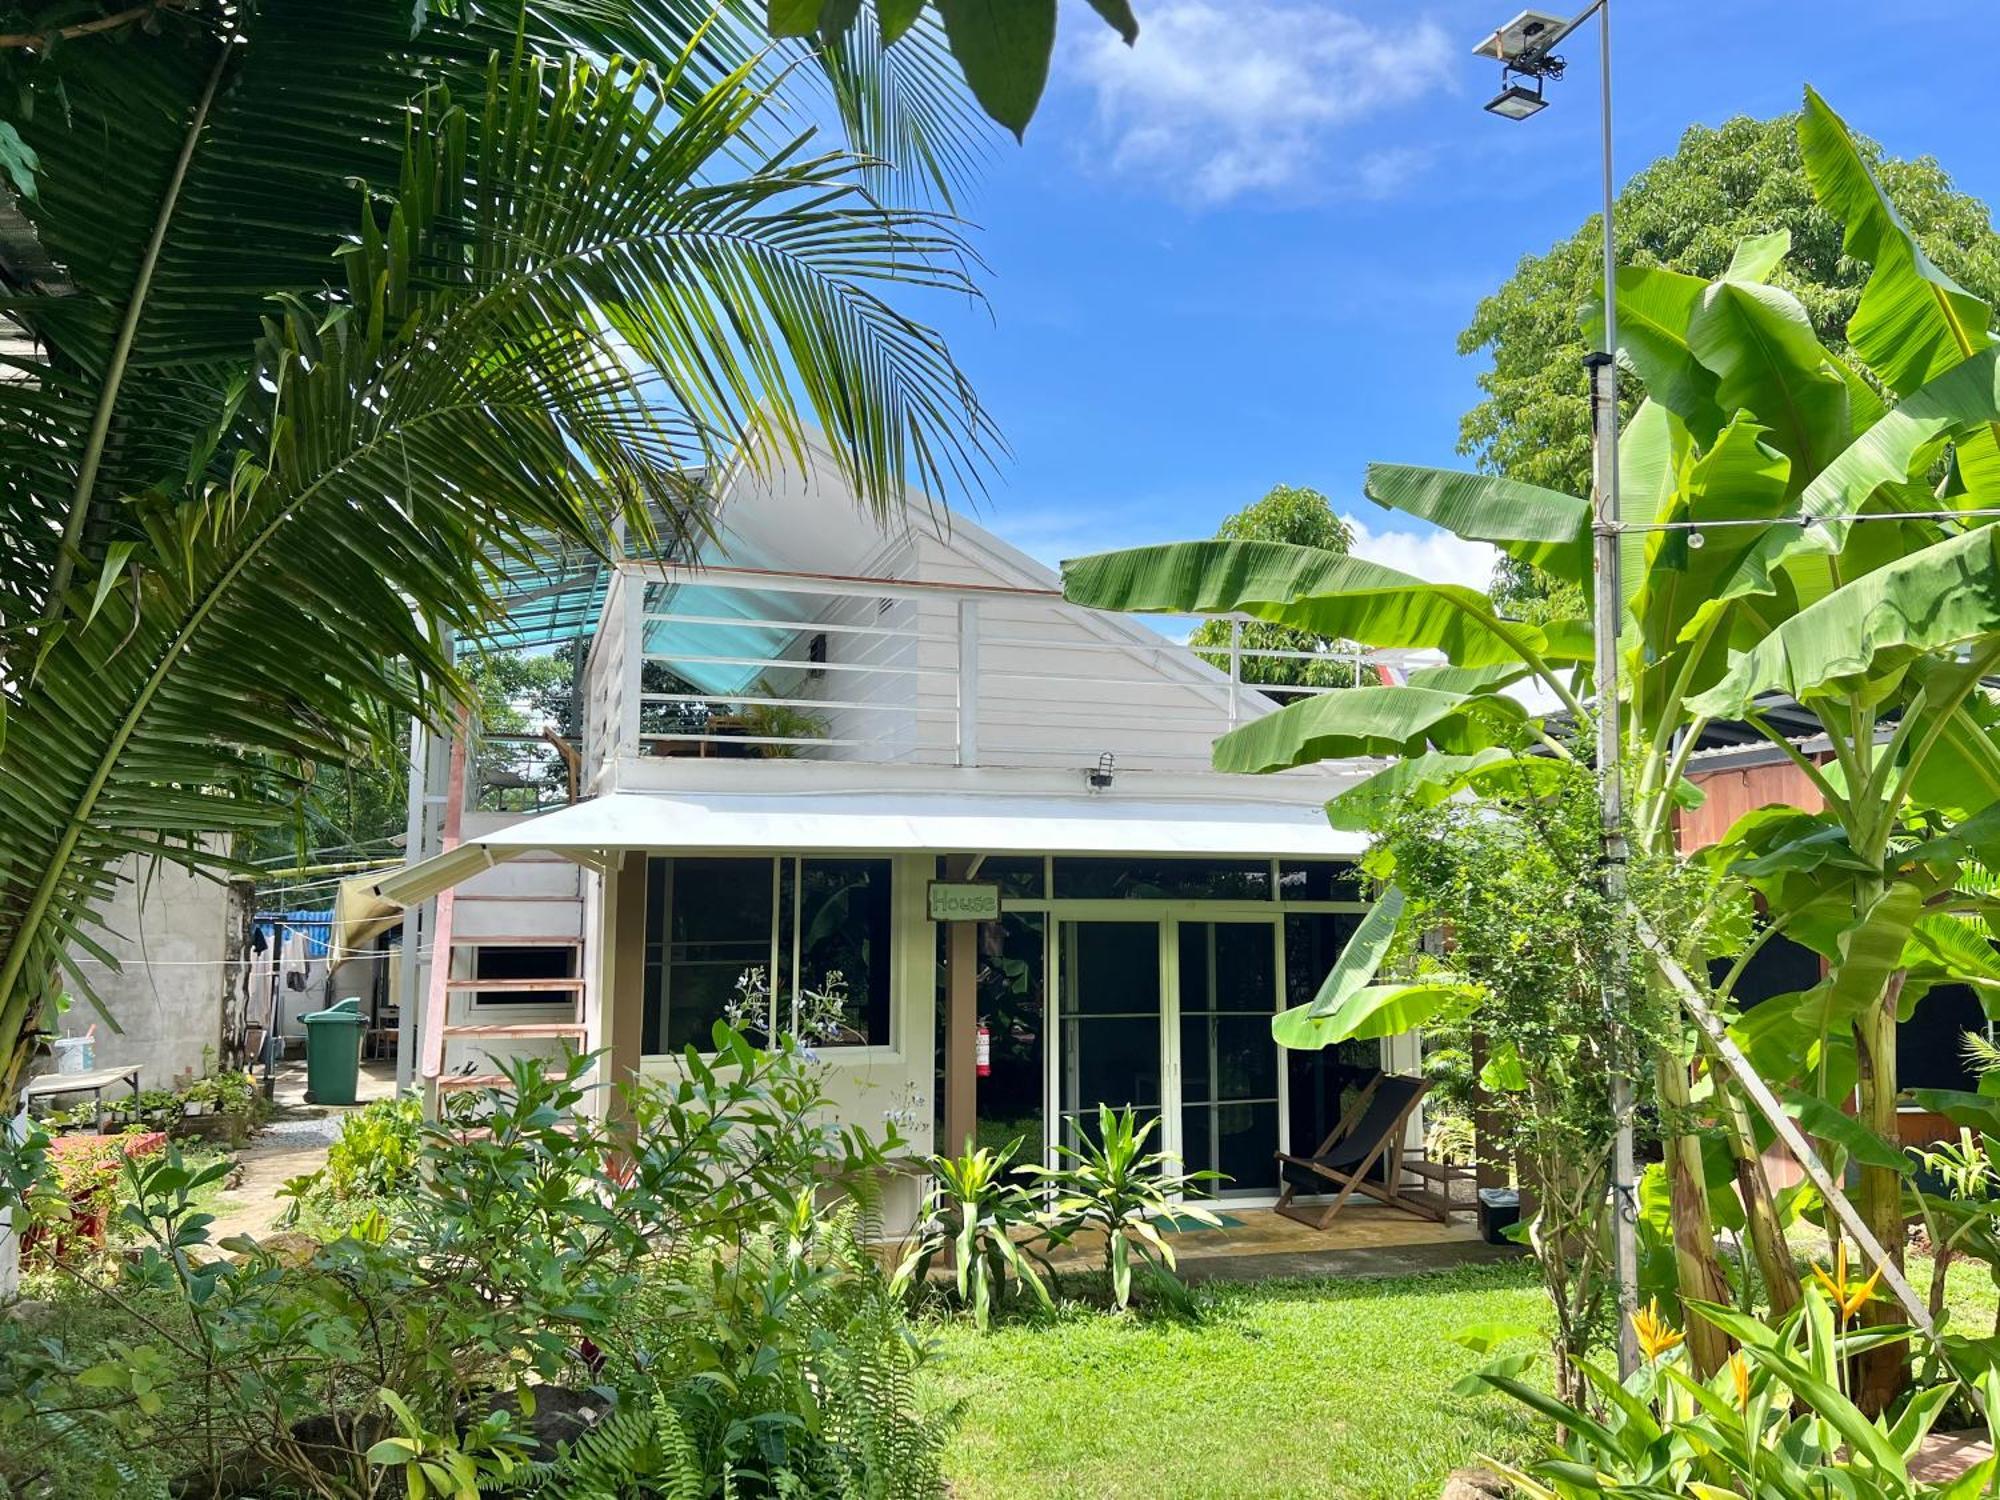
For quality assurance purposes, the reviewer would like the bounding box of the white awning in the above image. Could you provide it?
[372,788,1361,907]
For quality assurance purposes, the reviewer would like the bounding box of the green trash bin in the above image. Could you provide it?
[301,996,366,1105]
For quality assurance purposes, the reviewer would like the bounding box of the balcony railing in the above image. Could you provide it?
[580,561,1377,785]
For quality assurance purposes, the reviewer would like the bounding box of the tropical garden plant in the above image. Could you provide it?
[0,0,997,1115]
[1467,1285,1998,1498]
[0,1028,945,1498]
[894,1139,1055,1329]
[1027,1104,1222,1311]
[1064,85,2000,1411]
[1366,769,1699,1403]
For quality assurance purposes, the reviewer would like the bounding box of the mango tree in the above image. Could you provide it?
[1063,89,2000,1404]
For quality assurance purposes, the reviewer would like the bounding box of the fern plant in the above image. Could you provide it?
[569,1208,958,1498]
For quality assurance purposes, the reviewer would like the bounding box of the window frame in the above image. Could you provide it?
[641,852,898,1060]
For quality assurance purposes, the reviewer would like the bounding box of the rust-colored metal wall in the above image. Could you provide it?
[1676,758,1825,852]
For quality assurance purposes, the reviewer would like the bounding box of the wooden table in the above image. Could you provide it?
[23,1065,142,1129]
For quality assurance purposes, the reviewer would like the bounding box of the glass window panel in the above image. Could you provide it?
[978,856,1047,900]
[1179,1015,1212,1105]
[1179,1106,1217,1183]
[1284,912,1360,1010]
[1053,857,1269,901]
[1214,1101,1280,1194]
[1064,1017,1161,1112]
[1213,922,1274,1012]
[1176,925,1212,1013]
[1278,860,1367,903]
[798,858,893,1047]
[979,913,1046,1161]
[1214,1016,1278,1100]
[643,857,774,1055]
[1069,921,1160,1015]
[664,964,746,1051]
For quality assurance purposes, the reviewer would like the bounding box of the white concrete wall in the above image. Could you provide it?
[61,855,238,1087]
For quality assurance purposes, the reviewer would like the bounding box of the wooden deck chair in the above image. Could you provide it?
[1273,1073,1445,1230]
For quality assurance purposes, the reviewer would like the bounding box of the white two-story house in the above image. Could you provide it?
[375,436,1410,1228]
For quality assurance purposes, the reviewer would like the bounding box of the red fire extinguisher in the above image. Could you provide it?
[976,1022,992,1078]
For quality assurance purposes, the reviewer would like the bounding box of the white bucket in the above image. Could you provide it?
[52,1035,94,1075]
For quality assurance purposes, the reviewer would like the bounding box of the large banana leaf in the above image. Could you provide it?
[1813,882,1925,1040]
[1269,887,1483,1048]
[1685,280,1850,481]
[1791,347,2000,547]
[1362,465,1589,586]
[1601,265,1725,445]
[1210,685,1524,775]
[1636,415,1792,656]
[1322,749,1513,833]
[1799,87,1992,397]
[1061,541,1574,670]
[1688,525,2000,715]
[1800,85,2000,503]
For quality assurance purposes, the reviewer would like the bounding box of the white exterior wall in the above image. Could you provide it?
[906,531,1246,773]
[58,854,242,1087]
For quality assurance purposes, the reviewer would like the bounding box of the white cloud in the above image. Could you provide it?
[1345,516,1499,592]
[1069,2,1454,206]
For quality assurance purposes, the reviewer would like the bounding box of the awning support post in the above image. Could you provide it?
[943,853,979,1154]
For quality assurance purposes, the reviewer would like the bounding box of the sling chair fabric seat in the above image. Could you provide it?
[1273,1072,1455,1230]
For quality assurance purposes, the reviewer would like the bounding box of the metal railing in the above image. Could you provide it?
[582,560,1381,777]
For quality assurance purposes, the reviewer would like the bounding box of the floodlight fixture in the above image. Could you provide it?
[1485,77,1547,119]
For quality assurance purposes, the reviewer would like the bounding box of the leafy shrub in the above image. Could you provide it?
[0,1028,936,1498]
[585,1209,960,1496]
[320,1092,424,1201]
[895,1140,1053,1329]
[21,1132,163,1267]
[1029,1105,1221,1311]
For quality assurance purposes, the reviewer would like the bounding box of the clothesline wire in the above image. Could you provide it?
[1618,507,2000,533]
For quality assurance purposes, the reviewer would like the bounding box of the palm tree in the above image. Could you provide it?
[0,0,996,1105]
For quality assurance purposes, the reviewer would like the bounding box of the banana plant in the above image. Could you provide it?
[1064,87,2000,1397]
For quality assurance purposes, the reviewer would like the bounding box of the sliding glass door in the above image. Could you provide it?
[1055,920,1165,1156]
[1051,915,1283,1198]
[1175,919,1281,1198]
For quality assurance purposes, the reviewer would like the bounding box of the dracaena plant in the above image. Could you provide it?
[893,1139,1054,1330]
[0,0,995,1113]
[1025,1104,1222,1311]
[1064,86,2000,1404]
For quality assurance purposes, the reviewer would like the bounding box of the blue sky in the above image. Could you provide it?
[913,0,2000,588]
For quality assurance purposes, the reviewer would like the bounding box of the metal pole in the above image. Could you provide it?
[1584,0,1640,1380]
[394,713,428,1094]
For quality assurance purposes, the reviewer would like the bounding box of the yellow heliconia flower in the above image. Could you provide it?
[1632,1298,1685,1364]
[1727,1351,1751,1408]
[1810,1242,1885,1321]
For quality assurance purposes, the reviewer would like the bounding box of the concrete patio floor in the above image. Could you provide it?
[1046,1202,1519,1284]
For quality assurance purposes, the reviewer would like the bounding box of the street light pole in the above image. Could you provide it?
[1587,0,1641,1382]
[1477,0,1640,1378]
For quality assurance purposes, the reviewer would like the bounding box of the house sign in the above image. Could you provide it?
[928,882,1001,922]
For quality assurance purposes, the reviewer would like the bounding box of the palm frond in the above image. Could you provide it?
[0,28,993,1097]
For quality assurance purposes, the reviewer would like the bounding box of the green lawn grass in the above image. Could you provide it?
[918,1260,1548,1500]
